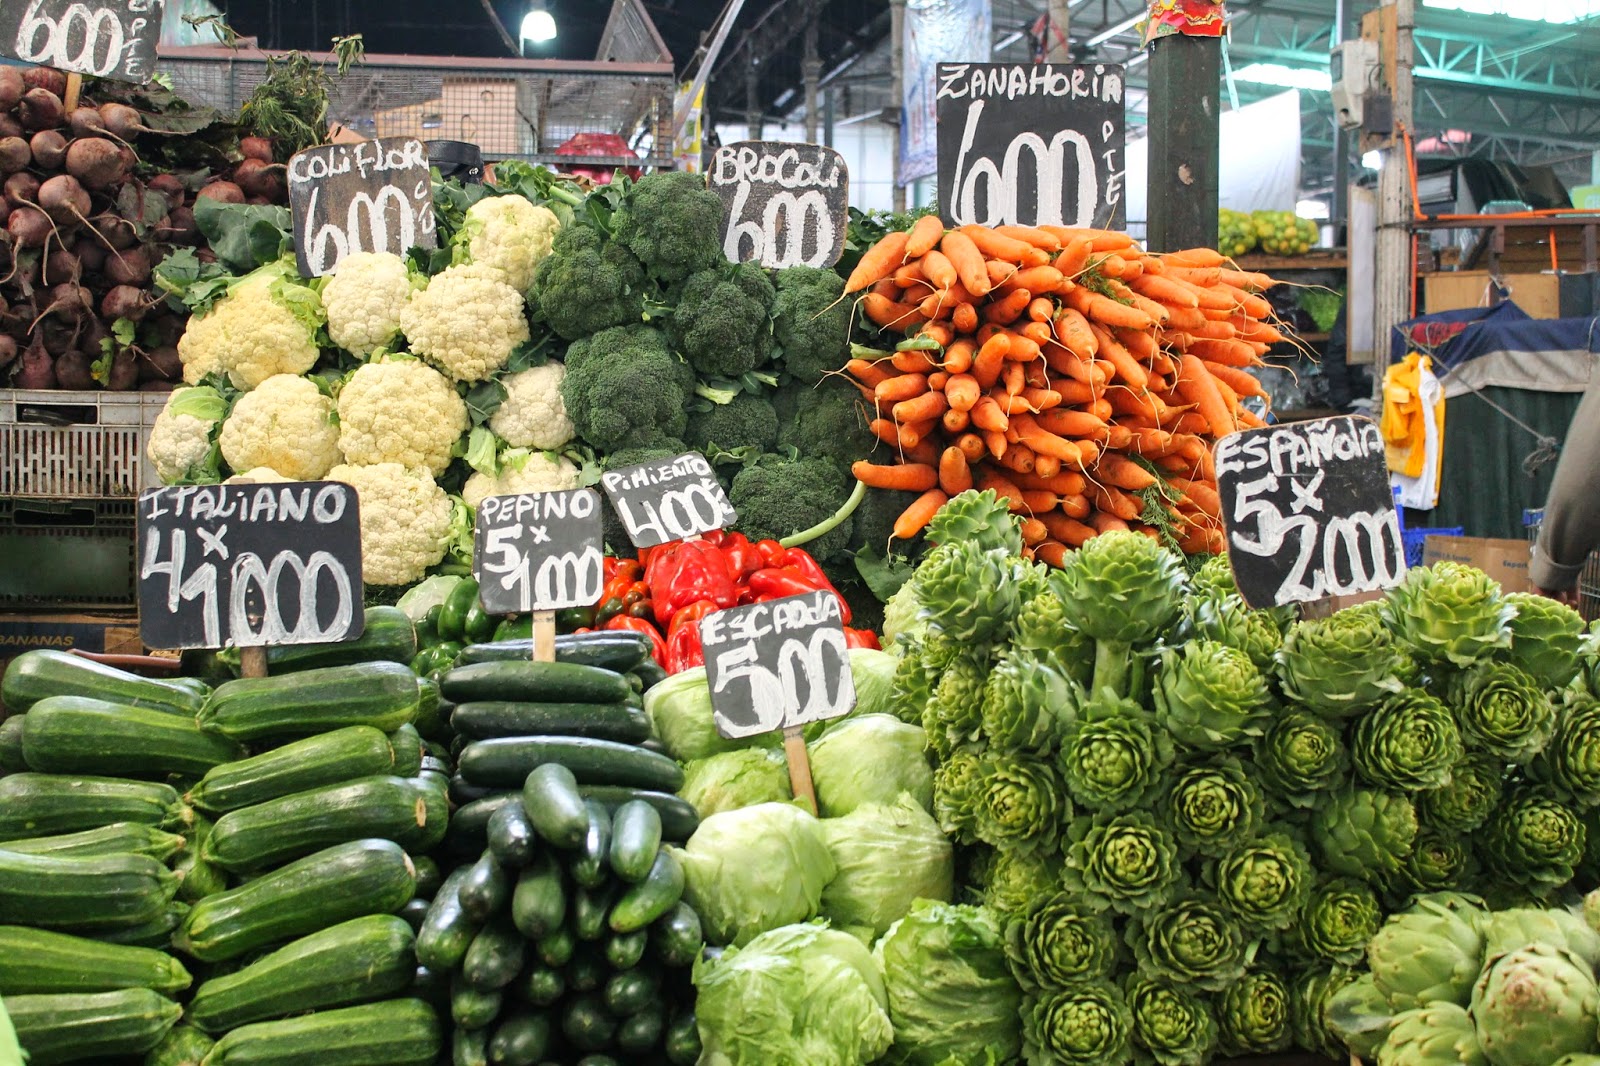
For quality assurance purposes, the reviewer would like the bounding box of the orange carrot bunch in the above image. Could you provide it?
[842,223,1282,564]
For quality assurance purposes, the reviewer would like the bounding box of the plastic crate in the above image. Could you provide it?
[0,499,137,608]
[1403,527,1463,568]
[1,389,165,499]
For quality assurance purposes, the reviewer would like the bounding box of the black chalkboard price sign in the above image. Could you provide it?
[288,136,438,277]
[599,452,737,549]
[709,140,850,270]
[1215,415,1406,610]
[0,0,162,82]
[935,62,1127,230]
[473,489,605,614]
[701,590,856,741]
[136,482,365,650]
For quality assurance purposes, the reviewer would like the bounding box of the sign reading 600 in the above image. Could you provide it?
[288,137,438,278]
[2,0,163,82]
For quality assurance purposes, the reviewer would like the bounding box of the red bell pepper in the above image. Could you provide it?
[649,538,738,627]
[719,532,763,582]
[666,599,719,673]
[747,567,823,601]
[603,614,668,667]
[754,539,788,567]
[752,549,853,625]
[600,560,642,605]
[844,627,881,650]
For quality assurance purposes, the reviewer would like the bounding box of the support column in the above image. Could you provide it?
[1146,34,1221,251]
[1332,0,1350,227]
[745,49,762,141]
[889,0,906,212]
[1372,0,1415,386]
[1041,0,1072,62]
[803,17,821,142]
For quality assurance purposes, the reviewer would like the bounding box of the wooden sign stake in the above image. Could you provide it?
[782,726,818,816]
[532,611,557,664]
[63,73,81,113]
[238,646,268,679]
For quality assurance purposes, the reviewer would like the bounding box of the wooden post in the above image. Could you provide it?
[888,0,907,213]
[532,611,556,664]
[1371,0,1415,392]
[783,726,818,815]
[802,14,821,144]
[1145,34,1221,252]
[1040,0,1072,62]
[63,73,81,113]
[238,646,268,679]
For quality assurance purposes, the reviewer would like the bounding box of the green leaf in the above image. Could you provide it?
[464,426,500,477]
[89,348,114,386]
[193,198,293,273]
[855,546,916,603]
[463,379,508,426]
[110,317,137,347]
[168,385,229,422]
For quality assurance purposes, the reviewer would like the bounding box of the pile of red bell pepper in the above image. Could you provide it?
[580,531,881,673]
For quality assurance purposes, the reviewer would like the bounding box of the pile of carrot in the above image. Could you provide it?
[841,216,1284,567]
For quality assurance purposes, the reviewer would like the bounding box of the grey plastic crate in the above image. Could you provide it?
[1,389,165,499]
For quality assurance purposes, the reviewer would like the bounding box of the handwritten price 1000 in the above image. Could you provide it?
[1230,476,1405,603]
[14,0,147,78]
[712,628,852,737]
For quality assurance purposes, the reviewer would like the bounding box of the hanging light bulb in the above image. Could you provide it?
[520,1,557,46]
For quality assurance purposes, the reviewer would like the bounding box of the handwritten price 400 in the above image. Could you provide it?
[1229,474,1405,604]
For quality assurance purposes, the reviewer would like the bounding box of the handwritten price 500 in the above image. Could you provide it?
[711,627,852,737]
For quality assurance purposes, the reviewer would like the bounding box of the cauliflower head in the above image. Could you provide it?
[225,467,292,484]
[401,263,531,383]
[456,195,560,292]
[178,269,324,390]
[148,386,225,483]
[176,310,226,384]
[489,363,575,451]
[327,462,452,586]
[462,452,582,510]
[219,374,342,481]
[336,358,468,477]
[321,251,415,356]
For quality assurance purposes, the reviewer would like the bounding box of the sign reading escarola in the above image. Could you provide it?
[599,452,736,549]
[709,140,850,269]
[701,590,856,740]
[473,489,605,613]
[288,136,437,277]
[0,0,163,82]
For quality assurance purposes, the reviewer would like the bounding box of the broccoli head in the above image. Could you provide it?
[668,262,776,379]
[729,454,856,564]
[770,265,850,383]
[773,377,878,465]
[849,485,921,556]
[612,173,724,285]
[684,392,779,456]
[561,324,694,451]
[530,224,648,341]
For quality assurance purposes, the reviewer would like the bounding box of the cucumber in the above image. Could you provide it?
[0,821,187,862]
[510,853,565,940]
[411,964,449,1011]
[446,792,521,851]
[459,736,683,792]
[570,801,612,889]
[442,661,632,707]
[201,998,441,1066]
[143,1024,214,1066]
[1,649,203,716]
[630,658,669,692]
[187,916,416,1033]
[616,1005,665,1054]
[450,975,502,1031]
[536,925,575,969]
[174,839,416,962]
[564,946,607,993]
[386,724,427,777]
[450,701,651,744]
[608,801,662,884]
[561,993,617,1052]
[412,855,442,899]
[458,851,511,922]
[0,773,188,838]
[0,850,179,931]
[416,867,479,971]
[461,918,525,992]
[609,849,685,934]
[650,902,703,969]
[398,897,431,932]
[219,606,416,674]
[21,696,243,777]
[488,1011,552,1066]
[456,632,652,672]
[578,786,699,842]
[664,1011,701,1065]
[89,903,188,948]
[573,882,617,942]
[486,801,538,868]
[604,929,648,971]
[199,662,420,742]
[577,1056,622,1066]
[603,970,658,1017]
[0,714,25,772]
[204,775,447,872]
[187,726,404,814]
[0,926,192,996]
[413,676,448,742]
[452,1026,491,1066]
[4,987,181,1064]
[522,763,588,848]
[518,965,564,1007]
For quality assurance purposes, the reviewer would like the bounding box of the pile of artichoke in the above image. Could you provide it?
[887,490,1600,1066]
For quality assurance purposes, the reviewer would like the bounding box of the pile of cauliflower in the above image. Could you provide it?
[154,194,581,587]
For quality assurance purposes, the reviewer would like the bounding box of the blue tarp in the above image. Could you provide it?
[1390,302,1599,376]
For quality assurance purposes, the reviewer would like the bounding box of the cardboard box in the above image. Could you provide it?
[0,611,143,669]
[1421,535,1532,593]
[1423,271,1598,319]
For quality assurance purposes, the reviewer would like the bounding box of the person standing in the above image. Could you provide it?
[1530,371,1600,604]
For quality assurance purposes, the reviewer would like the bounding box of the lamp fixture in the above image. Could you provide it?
[520,1,557,46]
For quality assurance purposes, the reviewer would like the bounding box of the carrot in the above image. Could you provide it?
[1089,325,1150,390]
[1161,247,1226,269]
[976,469,1026,510]
[1186,318,1238,342]
[945,373,982,412]
[846,230,911,293]
[983,430,1009,460]
[846,358,893,388]
[983,288,1033,325]
[1186,338,1261,367]
[1034,541,1071,567]
[971,395,1009,432]
[1001,333,1040,364]
[942,408,970,434]
[1125,427,1176,456]
[927,370,950,392]
[912,247,957,290]
[893,261,928,290]
[1162,265,1224,288]
[1237,321,1284,345]
[1019,517,1050,546]
[1016,470,1089,496]
[1114,327,1158,362]
[904,214,946,258]
[998,265,1065,295]
[1171,477,1222,520]
[917,289,956,320]
[1095,452,1159,491]
[960,225,1048,266]
[1041,511,1096,546]
[893,390,949,425]
[869,418,922,451]
[941,338,976,374]
[1032,454,1062,479]
[875,372,927,405]
[1123,291,1172,326]
[1065,286,1154,330]
[996,224,1061,251]
[956,433,986,463]
[1000,361,1026,398]
[1216,267,1276,290]
[1175,353,1236,438]
[862,292,924,331]
[952,303,980,334]
[894,489,949,539]
[1019,490,1058,515]
[1020,387,1063,412]
[986,260,1019,289]
[1036,408,1109,439]
[940,231,993,297]
[891,347,939,374]
[938,447,973,495]
[1162,305,1208,331]
[853,461,939,491]
[1020,320,1055,348]
[1090,485,1139,522]
[1012,412,1087,467]
[1203,361,1267,399]
[1239,292,1273,319]
[971,333,1010,390]
[998,444,1037,475]
[1053,307,1100,358]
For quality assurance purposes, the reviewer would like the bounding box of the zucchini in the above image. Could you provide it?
[450,976,502,1031]
[90,903,188,948]
[451,773,494,807]
[522,763,588,848]
[0,773,188,838]
[0,850,179,931]
[412,855,442,898]
[561,993,617,1052]
[510,853,566,942]
[174,839,416,962]
[608,800,662,883]
[577,1057,621,1066]
[188,916,416,1034]
[0,714,25,772]
[450,701,650,744]
[564,946,607,993]
[411,964,448,1010]
[21,696,243,777]
[578,785,699,842]
[630,658,669,692]
[458,851,511,922]
[0,821,187,862]
[570,800,612,889]
[387,724,426,777]
[173,817,226,904]
[616,1006,665,1054]
[398,897,431,932]
[609,849,685,934]
[204,775,447,872]
[219,606,416,674]
[518,965,564,1007]
[573,882,617,942]
[445,792,521,851]
[664,1011,701,1065]
[1,649,203,716]
[486,801,538,868]
[416,867,480,971]
[187,725,404,814]
[413,676,448,742]
[0,926,192,996]
[604,929,648,971]
[452,1026,491,1066]
[461,918,525,991]
[488,1011,552,1066]
[459,735,683,792]
[201,998,441,1066]
[143,1024,214,1066]
[535,925,575,968]
[442,661,632,707]
[4,987,181,1064]
[456,631,652,672]
[603,969,658,1017]
[199,662,420,742]
[650,902,703,969]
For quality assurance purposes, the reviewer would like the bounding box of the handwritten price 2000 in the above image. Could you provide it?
[1229,474,1405,604]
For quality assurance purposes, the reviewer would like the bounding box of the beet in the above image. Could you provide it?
[101,284,147,320]
[42,246,79,285]
[18,88,63,132]
[8,205,53,248]
[64,138,126,191]
[23,68,67,97]
[0,334,17,368]
[0,115,21,141]
[67,106,107,138]
[53,350,93,389]
[147,173,186,209]
[28,129,66,170]
[13,338,55,388]
[139,345,181,381]
[233,158,285,201]
[140,314,181,348]
[197,180,244,204]
[5,171,39,208]
[72,236,105,274]
[104,246,151,287]
[42,282,92,324]
[91,213,137,250]
[98,103,162,140]
[77,314,109,354]
[0,68,24,111]
[37,174,90,225]
[155,205,197,245]
[107,349,138,390]
[0,137,29,174]
[240,135,275,162]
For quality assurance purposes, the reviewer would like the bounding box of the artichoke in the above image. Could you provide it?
[1005,891,1122,991]
[1190,553,1238,599]
[1011,588,1095,689]
[916,541,1020,647]
[1126,893,1253,992]
[1551,1057,1600,1066]
[1416,753,1504,833]
[980,846,1062,918]
[894,633,965,728]
[1480,907,1600,970]
[1162,757,1265,853]
[925,488,1022,556]
[1325,973,1394,1060]
[1480,786,1587,889]
[1290,964,1359,1061]
[1445,661,1556,764]
[1587,888,1600,936]
[1191,592,1282,673]
[1062,810,1182,916]
[1310,787,1418,883]
[1275,605,1407,718]
[1205,832,1312,933]
[1021,981,1133,1066]
[1053,531,1186,695]
[1123,973,1217,1066]
[1254,710,1349,808]
[1152,640,1270,751]
[1286,876,1385,966]
[1470,943,1600,1066]
[1392,825,1478,897]
[1382,561,1513,667]
[1378,1002,1488,1066]
[980,650,1069,755]
[932,746,984,844]
[922,651,988,758]
[1531,696,1600,810]
[1057,689,1175,812]
[1366,892,1486,1011]
[973,753,1068,854]
[1215,966,1293,1055]
[1350,690,1464,792]
[1505,591,1586,689]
